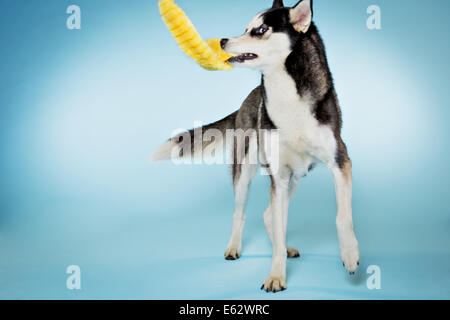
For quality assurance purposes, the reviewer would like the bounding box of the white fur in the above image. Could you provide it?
[225,134,259,259]
[246,12,265,31]
[333,167,360,272]
[150,139,178,162]
[263,65,338,170]
[224,9,360,291]
[263,174,301,256]
[224,13,295,73]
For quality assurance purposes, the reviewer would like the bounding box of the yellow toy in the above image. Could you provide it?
[158,0,234,71]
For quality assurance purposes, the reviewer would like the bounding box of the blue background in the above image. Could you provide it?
[0,0,449,299]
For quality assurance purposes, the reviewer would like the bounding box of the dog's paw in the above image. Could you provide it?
[261,276,286,293]
[287,246,300,258]
[341,244,360,274]
[224,247,241,260]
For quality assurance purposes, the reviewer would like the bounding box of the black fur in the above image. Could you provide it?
[260,6,349,168]
[260,78,277,131]
[170,1,349,169]
[272,0,284,9]
[172,111,237,158]
[231,87,261,183]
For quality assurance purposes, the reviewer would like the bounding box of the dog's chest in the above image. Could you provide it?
[263,69,336,164]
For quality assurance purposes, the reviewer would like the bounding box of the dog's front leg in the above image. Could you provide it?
[261,174,290,293]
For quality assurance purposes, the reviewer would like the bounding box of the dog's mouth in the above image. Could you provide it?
[227,53,258,63]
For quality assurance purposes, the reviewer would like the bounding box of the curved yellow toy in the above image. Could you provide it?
[158,0,233,71]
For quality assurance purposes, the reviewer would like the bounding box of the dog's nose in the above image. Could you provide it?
[220,38,229,49]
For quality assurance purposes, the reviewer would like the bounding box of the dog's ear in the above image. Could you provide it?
[272,0,284,8]
[290,0,312,33]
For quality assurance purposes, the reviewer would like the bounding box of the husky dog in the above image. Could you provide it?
[152,0,360,292]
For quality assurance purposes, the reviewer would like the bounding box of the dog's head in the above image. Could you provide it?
[222,0,313,72]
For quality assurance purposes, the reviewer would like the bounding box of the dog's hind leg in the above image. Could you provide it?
[332,158,360,274]
[261,170,291,292]
[263,174,301,258]
[225,129,259,260]
[224,163,257,260]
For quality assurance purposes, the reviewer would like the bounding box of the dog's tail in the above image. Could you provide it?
[151,111,237,162]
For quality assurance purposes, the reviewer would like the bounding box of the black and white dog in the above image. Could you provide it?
[153,0,360,292]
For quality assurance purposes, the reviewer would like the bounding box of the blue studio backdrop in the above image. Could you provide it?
[0,0,449,299]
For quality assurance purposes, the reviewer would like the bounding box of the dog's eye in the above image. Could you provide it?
[257,26,268,35]
[252,25,269,36]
